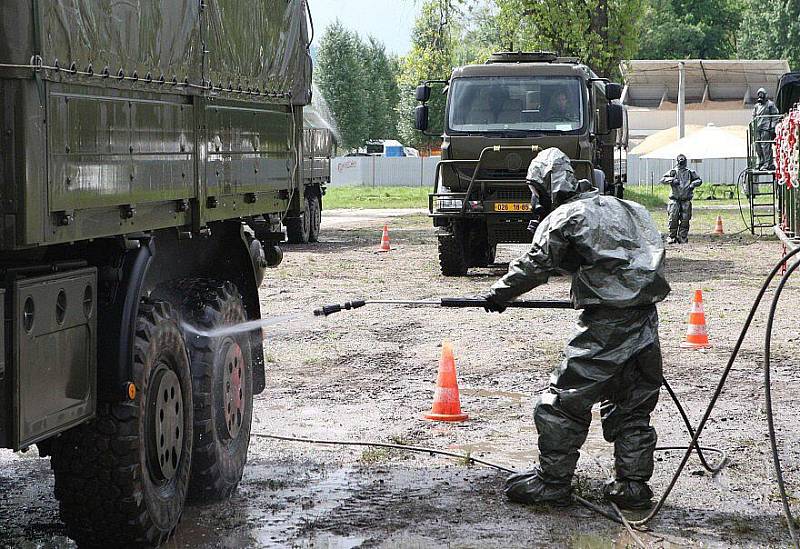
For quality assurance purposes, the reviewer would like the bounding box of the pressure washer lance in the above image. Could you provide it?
[313,297,574,317]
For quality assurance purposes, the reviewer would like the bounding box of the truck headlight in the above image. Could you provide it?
[437,198,463,210]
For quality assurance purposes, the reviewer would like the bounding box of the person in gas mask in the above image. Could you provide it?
[661,154,702,244]
[752,87,779,170]
[484,147,670,510]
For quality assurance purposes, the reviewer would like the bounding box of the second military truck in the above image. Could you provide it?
[414,51,626,276]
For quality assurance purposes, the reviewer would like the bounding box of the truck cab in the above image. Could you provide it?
[414,51,625,276]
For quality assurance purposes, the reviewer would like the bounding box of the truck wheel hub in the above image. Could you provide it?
[222,341,245,439]
[147,366,184,483]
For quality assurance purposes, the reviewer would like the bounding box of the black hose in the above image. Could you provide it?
[254,433,516,473]
[736,168,752,233]
[764,256,800,547]
[627,244,800,528]
[662,378,726,473]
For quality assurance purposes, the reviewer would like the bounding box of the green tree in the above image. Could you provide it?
[637,0,742,59]
[452,1,505,65]
[738,0,800,70]
[397,0,455,149]
[364,37,401,140]
[315,22,368,150]
[494,0,645,77]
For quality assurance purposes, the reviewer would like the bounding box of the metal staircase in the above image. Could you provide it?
[747,169,776,235]
[746,115,781,235]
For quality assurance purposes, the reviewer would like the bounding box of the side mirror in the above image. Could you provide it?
[605,82,623,101]
[607,103,624,130]
[415,84,431,103]
[414,104,429,132]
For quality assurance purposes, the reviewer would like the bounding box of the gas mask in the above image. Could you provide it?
[527,183,552,234]
[677,154,687,169]
[757,88,767,104]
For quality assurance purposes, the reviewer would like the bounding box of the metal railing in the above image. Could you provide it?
[748,114,782,171]
[429,145,597,216]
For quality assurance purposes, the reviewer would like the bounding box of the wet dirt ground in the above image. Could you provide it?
[3,208,800,548]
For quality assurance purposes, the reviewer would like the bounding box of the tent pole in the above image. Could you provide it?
[678,62,686,139]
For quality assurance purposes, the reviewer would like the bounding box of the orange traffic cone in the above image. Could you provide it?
[681,290,712,349]
[713,215,725,235]
[378,224,391,252]
[424,340,468,422]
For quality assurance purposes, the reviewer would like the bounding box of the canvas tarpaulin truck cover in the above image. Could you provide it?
[0,0,312,105]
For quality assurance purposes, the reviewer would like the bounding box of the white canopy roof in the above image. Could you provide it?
[642,125,748,160]
[620,59,790,107]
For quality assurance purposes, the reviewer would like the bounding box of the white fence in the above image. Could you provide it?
[330,156,441,187]
[330,153,748,189]
[627,154,748,187]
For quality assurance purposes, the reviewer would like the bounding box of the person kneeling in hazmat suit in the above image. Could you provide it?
[482,148,671,510]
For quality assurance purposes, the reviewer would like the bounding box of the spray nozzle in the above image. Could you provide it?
[313,300,367,317]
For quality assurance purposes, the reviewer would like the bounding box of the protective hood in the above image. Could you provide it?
[526,148,593,207]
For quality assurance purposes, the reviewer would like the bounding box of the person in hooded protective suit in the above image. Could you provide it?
[661,154,702,244]
[752,87,779,170]
[483,148,671,509]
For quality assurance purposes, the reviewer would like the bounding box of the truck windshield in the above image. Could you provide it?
[447,76,584,134]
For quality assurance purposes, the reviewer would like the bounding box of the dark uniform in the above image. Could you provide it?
[753,88,779,170]
[484,148,671,509]
[661,155,702,244]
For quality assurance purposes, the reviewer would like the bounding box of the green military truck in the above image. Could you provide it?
[285,111,336,244]
[414,51,625,276]
[0,1,313,546]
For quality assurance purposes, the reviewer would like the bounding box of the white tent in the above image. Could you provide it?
[627,125,750,185]
[642,125,748,160]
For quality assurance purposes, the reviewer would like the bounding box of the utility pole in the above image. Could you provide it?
[677,61,685,139]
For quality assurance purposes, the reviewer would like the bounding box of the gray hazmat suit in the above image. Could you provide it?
[753,90,779,170]
[486,148,671,508]
[661,163,702,244]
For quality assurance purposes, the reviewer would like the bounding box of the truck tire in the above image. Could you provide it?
[166,279,254,503]
[438,232,468,276]
[308,194,321,243]
[51,300,193,548]
[285,195,311,244]
[468,225,494,268]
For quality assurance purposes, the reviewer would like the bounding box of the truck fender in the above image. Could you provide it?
[96,237,154,401]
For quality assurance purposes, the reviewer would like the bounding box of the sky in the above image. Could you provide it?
[308,0,421,56]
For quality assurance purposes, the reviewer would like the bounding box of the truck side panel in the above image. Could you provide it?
[204,102,293,223]
[48,87,195,212]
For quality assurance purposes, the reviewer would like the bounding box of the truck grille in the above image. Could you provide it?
[480,168,527,180]
[488,186,532,201]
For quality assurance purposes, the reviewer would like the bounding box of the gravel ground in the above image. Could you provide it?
[3,208,800,548]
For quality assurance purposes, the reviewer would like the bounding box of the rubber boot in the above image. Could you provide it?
[603,479,654,510]
[504,469,572,507]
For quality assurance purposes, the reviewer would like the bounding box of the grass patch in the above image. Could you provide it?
[624,186,668,209]
[324,184,744,211]
[625,183,745,207]
[360,447,392,464]
[324,186,429,209]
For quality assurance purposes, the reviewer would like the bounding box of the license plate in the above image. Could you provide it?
[494,202,530,212]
